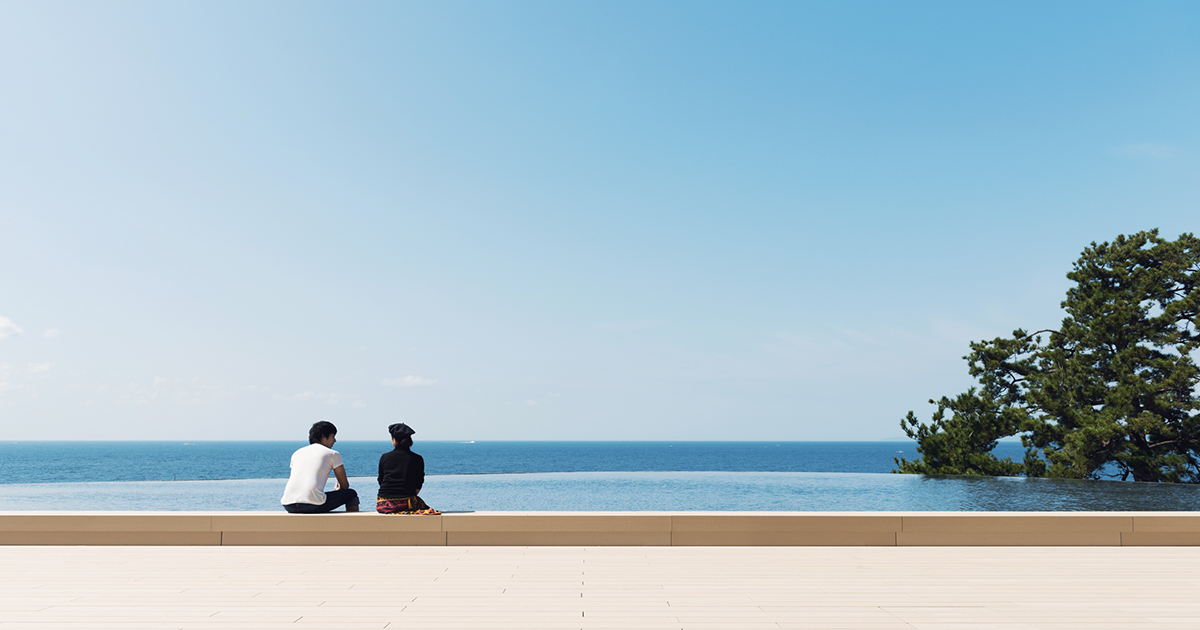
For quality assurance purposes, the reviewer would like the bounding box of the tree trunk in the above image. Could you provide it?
[1131,468,1157,483]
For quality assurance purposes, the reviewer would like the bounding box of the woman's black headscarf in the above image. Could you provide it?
[389,423,415,446]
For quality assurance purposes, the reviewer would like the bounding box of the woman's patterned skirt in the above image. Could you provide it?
[376,495,440,515]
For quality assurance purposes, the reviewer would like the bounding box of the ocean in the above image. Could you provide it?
[4,441,1195,512]
[0,441,950,484]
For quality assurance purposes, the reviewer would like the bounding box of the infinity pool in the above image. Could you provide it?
[3,471,1200,511]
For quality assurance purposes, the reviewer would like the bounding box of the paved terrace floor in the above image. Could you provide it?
[3,545,1199,629]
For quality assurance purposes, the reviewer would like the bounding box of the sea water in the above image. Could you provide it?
[3,441,1195,511]
[0,441,949,483]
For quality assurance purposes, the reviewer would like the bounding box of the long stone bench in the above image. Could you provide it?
[3,511,1200,546]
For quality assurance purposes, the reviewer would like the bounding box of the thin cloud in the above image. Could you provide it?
[292,391,344,404]
[596,320,662,333]
[27,362,53,374]
[382,375,437,387]
[44,328,61,338]
[1116,142,1180,160]
[352,400,367,408]
[0,317,23,340]
[0,363,14,395]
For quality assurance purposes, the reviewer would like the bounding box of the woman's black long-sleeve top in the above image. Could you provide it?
[377,446,425,498]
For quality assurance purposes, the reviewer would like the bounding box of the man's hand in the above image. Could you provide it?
[334,465,350,491]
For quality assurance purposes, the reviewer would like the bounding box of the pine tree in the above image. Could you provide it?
[895,230,1200,482]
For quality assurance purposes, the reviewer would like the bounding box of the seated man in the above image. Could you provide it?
[281,421,360,513]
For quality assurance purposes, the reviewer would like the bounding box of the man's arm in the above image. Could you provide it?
[333,465,350,491]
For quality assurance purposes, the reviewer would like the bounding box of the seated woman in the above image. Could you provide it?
[376,423,440,515]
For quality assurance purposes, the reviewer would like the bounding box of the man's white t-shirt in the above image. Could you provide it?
[281,443,344,505]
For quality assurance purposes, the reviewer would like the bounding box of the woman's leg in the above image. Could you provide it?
[377,496,440,515]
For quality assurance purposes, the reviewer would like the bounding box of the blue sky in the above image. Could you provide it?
[1,1,1197,440]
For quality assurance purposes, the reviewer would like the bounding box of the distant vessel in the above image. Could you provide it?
[460,441,475,444]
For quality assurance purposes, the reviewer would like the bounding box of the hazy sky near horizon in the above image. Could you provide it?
[2,1,1198,441]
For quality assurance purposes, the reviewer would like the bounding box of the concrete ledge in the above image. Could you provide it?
[3,511,1200,546]
[0,531,223,545]
[671,514,901,546]
[222,531,447,546]
[442,513,672,545]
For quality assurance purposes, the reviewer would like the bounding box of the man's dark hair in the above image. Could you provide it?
[309,421,337,444]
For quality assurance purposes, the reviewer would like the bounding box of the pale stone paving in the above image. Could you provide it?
[2,545,1199,629]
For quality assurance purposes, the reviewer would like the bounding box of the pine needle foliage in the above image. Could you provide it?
[895,230,1200,482]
